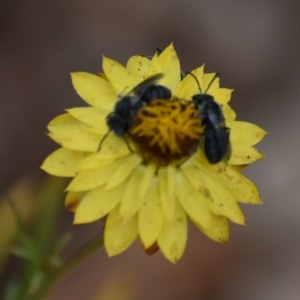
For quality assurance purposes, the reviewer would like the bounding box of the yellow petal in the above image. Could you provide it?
[47,130,99,152]
[98,133,133,158]
[138,178,164,249]
[105,154,142,190]
[158,167,176,221]
[175,67,203,99]
[229,121,267,146]
[138,163,156,199]
[105,205,138,256]
[157,202,187,263]
[71,72,116,109]
[195,154,262,204]
[48,112,80,127]
[214,88,233,105]
[176,172,212,229]
[167,166,177,199]
[193,214,229,244]
[65,191,86,212]
[74,181,127,223]
[223,105,236,122]
[41,148,87,177]
[180,67,219,97]
[66,159,121,192]
[48,113,100,152]
[202,72,220,95]
[233,165,249,172]
[181,160,210,192]
[102,56,136,94]
[77,135,131,170]
[77,155,117,171]
[158,43,181,93]
[200,171,246,224]
[234,176,262,204]
[229,144,265,165]
[126,55,150,82]
[119,166,145,224]
[66,107,109,134]
[175,66,232,107]
[146,53,163,77]
[209,191,245,224]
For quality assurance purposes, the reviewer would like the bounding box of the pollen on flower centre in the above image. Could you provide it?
[128,99,204,165]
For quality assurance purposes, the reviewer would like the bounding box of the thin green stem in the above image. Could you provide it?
[32,233,104,300]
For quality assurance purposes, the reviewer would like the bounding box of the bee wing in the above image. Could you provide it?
[130,73,164,96]
[206,112,223,128]
[204,124,230,163]
[205,103,225,127]
[118,73,164,106]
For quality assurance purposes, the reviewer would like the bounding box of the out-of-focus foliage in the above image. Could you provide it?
[1,176,69,300]
[0,176,39,273]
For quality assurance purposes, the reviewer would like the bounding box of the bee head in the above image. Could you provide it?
[192,94,215,106]
[106,114,129,136]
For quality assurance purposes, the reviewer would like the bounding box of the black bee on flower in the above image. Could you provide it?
[188,72,231,164]
[99,73,172,150]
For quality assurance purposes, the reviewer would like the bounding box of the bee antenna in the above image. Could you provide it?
[186,72,220,94]
[97,130,111,152]
[204,73,220,94]
[186,72,202,93]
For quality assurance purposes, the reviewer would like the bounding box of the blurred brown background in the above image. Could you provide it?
[1,0,300,299]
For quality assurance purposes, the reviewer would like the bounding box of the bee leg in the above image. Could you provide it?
[97,130,110,152]
[123,135,134,153]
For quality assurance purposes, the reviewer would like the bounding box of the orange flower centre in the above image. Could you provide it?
[129,99,204,165]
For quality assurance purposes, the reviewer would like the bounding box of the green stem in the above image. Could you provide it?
[32,233,104,300]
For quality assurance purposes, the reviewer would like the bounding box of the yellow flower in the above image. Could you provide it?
[41,44,266,263]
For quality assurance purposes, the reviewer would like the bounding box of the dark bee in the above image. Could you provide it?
[188,72,231,164]
[98,73,171,151]
[107,73,171,136]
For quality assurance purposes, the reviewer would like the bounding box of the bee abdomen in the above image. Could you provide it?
[204,125,230,164]
[141,85,171,103]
